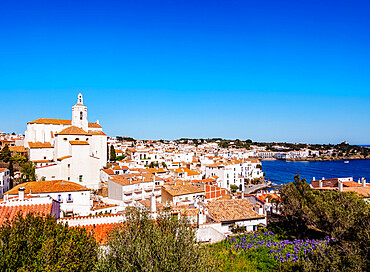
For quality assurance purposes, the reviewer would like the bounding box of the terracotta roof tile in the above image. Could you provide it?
[0,204,53,225]
[57,155,72,161]
[6,180,89,195]
[83,223,117,244]
[162,184,204,197]
[205,199,264,222]
[56,126,90,136]
[28,142,53,148]
[69,140,89,145]
[88,130,106,135]
[28,118,102,128]
[28,118,71,125]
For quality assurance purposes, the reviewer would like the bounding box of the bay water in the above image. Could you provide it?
[261,159,370,185]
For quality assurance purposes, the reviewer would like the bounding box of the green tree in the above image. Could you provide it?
[8,160,14,189]
[21,161,36,182]
[277,175,370,271]
[0,213,98,271]
[11,154,27,164]
[230,184,239,193]
[0,144,11,162]
[109,145,116,162]
[96,207,215,272]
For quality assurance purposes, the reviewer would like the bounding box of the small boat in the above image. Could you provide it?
[344,161,349,164]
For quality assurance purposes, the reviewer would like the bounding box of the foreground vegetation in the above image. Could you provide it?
[1,174,368,271]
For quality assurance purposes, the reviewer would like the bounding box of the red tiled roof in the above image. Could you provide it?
[28,142,53,148]
[0,204,53,225]
[6,180,89,195]
[102,169,114,175]
[343,181,362,187]
[83,223,117,244]
[56,126,90,136]
[28,118,102,128]
[69,140,89,145]
[256,193,281,203]
[205,199,264,222]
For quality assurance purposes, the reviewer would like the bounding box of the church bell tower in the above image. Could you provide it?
[72,93,88,131]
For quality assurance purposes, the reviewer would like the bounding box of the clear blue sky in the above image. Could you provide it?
[1,0,369,144]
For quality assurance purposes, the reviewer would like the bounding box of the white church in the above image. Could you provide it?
[25,94,108,189]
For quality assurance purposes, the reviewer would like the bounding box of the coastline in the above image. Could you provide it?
[261,156,370,162]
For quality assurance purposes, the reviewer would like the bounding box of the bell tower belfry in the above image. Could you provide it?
[72,93,88,131]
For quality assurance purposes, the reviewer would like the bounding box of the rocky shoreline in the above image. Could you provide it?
[261,156,370,162]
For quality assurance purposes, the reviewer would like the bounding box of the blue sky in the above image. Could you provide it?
[0,0,369,144]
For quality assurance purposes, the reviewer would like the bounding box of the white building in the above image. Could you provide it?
[5,180,91,217]
[0,168,11,199]
[108,173,163,205]
[205,159,263,191]
[25,94,108,189]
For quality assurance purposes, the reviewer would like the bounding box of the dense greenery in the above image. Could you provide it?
[20,161,36,182]
[0,213,98,271]
[109,145,116,162]
[275,174,370,271]
[96,207,214,272]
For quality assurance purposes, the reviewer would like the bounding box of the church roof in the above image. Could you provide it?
[28,142,53,148]
[28,118,71,125]
[28,118,102,128]
[69,140,89,145]
[88,130,106,135]
[56,126,90,136]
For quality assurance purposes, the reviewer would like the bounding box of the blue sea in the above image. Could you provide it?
[262,159,370,185]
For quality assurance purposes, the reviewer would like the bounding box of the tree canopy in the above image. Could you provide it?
[276,174,370,271]
[96,207,214,272]
[0,213,98,271]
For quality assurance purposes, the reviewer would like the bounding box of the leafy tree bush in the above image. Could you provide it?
[21,161,36,182]
[230,185,239,192]
[277,174,370,271]
[0,213,98,271]
[109,145,116,162]
[0,144,11,162]
[96,207,215,272]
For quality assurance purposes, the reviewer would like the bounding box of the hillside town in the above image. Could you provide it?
[0,94,369,246]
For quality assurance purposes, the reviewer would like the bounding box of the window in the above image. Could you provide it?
[75,138,79,141]
[57,194,62,202]
[79,175,83,182]
[44,156,46,160]
[67,194,72,202]
[68,164,70,168]
[68,177,70,181]
[80,111,83,120]
[63,138,67,141]
[51,176,55,179]
[86,138,89,141]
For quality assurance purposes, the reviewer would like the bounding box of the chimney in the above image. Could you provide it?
[19,187,25,201]
[150,194,156,213]
[319,180,323,188]
[198,210,204,225]
[358,178,361,184]
[312,177,315,181]
[96,120,99,124]
[241,192,244,199]
[362,177,366,187]
[338,180,343,192]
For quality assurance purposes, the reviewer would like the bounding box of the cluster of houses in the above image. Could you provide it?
[0,94,368,245]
